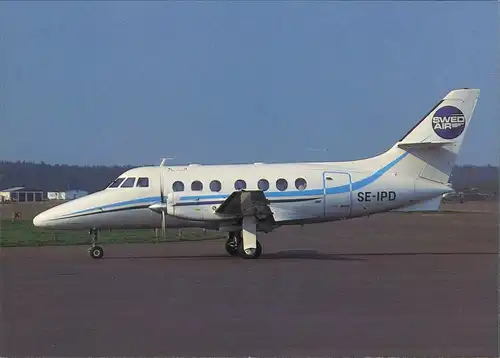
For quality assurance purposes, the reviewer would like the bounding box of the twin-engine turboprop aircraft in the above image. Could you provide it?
[33,88,480,259]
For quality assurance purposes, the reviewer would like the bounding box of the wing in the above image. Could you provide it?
[216,190,276,231]
[216,190,272,217]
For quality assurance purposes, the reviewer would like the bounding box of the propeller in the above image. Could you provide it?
[149,165,178,240]
[148,170,170,240]
[159,171,166,238]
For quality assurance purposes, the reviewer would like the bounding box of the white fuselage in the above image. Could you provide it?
[30,87,479,260]
[29,88,479,261]
[32,151,451,231]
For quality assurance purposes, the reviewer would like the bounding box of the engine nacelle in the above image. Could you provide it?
[164,192,232,221]
[167,204,232,221]
[150,192,231,221]
[145,192,238,221]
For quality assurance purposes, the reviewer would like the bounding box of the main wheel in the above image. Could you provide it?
[89,245,104,259]
[238,240,262,259]
[225,238,239,256]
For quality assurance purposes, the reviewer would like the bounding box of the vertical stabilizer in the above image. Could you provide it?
[377,88,480,184]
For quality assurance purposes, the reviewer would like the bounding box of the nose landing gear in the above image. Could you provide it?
[89,245,104,259]
[88,228,104,259]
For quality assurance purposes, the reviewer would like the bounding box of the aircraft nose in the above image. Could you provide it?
[33,211,50,228]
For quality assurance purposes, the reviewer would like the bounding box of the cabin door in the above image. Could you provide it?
[322,171,352,219]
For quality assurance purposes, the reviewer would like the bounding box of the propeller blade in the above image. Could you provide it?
[158,169,167,239]
[160,171,165,203]
[161,210,166,238]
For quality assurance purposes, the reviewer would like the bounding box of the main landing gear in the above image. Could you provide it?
[88,228,104,259]
[225,217,263,259]
[225,232,239,256]
[225,232,262,259]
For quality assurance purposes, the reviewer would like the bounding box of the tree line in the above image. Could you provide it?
[0,160,497,194]
[0,161,135,193]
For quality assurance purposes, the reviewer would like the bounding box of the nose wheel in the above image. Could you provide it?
[88,228,104,259]
[89,245,104,259]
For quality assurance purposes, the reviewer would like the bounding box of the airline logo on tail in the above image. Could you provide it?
[432,106,466,139]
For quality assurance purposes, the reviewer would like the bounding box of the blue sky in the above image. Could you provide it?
[1,1,498,166]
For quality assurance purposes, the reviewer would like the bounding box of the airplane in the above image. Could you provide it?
[33,88,480,260]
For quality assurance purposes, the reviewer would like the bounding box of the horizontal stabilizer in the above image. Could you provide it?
[392,195,443,212]
[397,141,454,149]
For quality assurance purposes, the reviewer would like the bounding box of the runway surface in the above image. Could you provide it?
[1,208,498,356]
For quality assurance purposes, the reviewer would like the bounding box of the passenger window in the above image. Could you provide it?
[234,179,247,190]
[172,181,184,192]
[136,177,149,187]
[276,178,288,191]
[210,180,222,192]
[295,178,307,190]
[257,179,269,191]
[120,177,136,188]
[191,180,203,191]
[108,177,125,188]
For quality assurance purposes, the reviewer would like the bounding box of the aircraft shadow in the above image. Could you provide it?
[106,250,495,261]
[107,250,364,261]
[347,252,496,256]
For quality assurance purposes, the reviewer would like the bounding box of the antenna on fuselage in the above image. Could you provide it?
[160,157,175,166]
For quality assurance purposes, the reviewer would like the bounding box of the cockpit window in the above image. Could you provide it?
[136,177,149,187]
[120,177,136,188]
[108,177,125,188]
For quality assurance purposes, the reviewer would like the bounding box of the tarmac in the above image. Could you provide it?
[1,203,498,357]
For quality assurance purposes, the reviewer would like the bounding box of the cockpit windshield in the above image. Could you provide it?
[136,177,149,187]
[108,177,125,188]
[107,176,150,188]
[120,177,136,188]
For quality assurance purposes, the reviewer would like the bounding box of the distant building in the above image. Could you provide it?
[0,187,23,202]
[0,186,44,202]
[46,189,89,201]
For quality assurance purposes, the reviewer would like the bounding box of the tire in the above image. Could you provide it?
[89,245,104,259]
[238,240,262,259]
[225,238,239,256]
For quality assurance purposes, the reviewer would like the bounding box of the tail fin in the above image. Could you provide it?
[398,88,479,147]
[381,88,480,184]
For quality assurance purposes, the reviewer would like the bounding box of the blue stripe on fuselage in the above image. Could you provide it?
[60,196,158,217]
[178,151,408,200]
[61,152,408,217]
